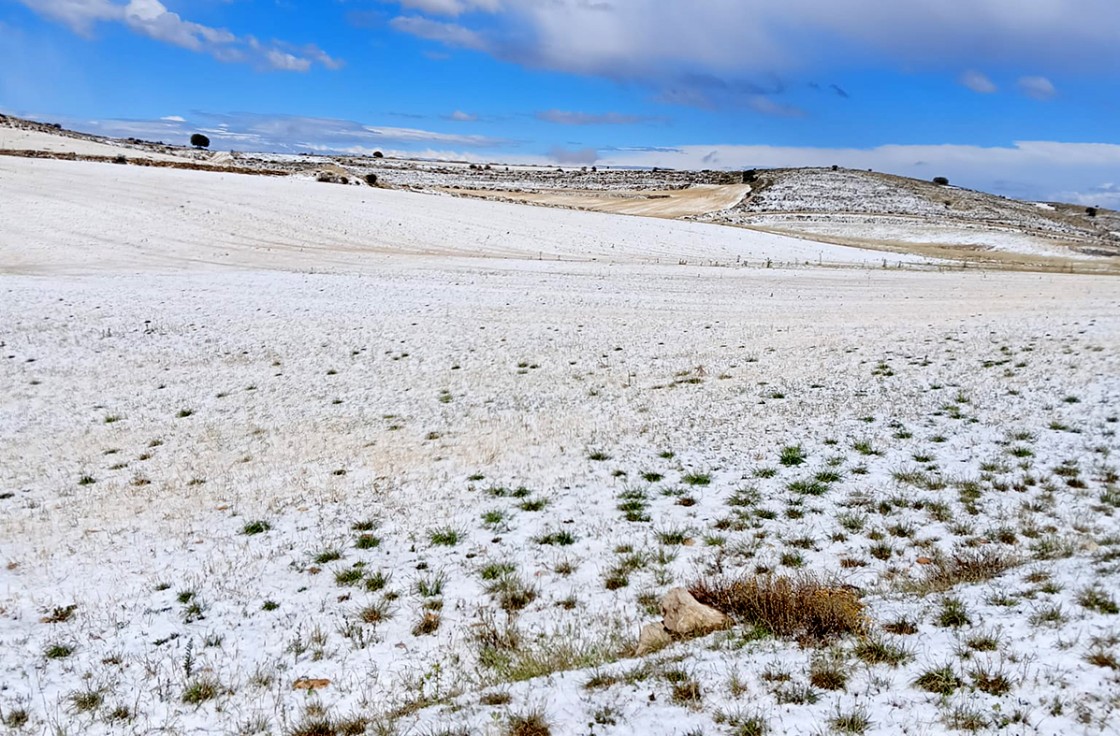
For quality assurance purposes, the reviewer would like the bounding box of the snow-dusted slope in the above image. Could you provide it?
[0,157,902,275]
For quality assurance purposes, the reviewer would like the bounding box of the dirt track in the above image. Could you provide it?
[446,184,751,218]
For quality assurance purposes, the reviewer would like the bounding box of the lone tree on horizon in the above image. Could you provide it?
[190,133,210,149]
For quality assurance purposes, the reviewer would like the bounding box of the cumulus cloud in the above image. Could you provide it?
[1018,76,1057,100]
[386,1,1117,107]
[448,110,478,122]
[17,0,341,71]
[960,70,998,94]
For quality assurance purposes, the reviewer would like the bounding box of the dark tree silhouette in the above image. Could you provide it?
[190,133,210,149]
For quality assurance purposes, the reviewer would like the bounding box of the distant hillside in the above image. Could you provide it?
[2,113,1117,270]
[698,168,1119,265]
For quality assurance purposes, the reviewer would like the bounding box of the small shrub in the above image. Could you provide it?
[971,663,1014,696]
[933,176,949,186]
[1078,585,1119,614]
[1,707,29,728]
[772,682,818,705]
[669,674,703,704]
[363,570,390,592]
[354,533,381,549]
[357,600,392,624]
[854,635,912,666]
[937,597,971,628]
[313,549,342,564]
[830,705,872,734]
[507,709,551,736]
[415,571,447,597]
[44,642,74,659]
[915,665,963,696]
[335,566,365,586]
[412,612,441,636]
[689,574,867,643]
[242,520,270,535]
[882,618,918,636]
[68,689,104,713]
[182,675,221,704]
[429,527,461,546]
[535,530,576,546]
[1086,646,1119,670]
[486,573,538,612]
[779,445,806,467]
[809,657,848,690]
[917,548,1019,592]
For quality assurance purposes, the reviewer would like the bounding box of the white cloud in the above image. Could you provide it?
[1053,183,1120,209]
[65,111,509,151]
[448,110,477,121]
[17,0,119,35]
[387,1,1117,105]
[588,140,1120,204]
[398,0,501,16]
[389,15,488,50]
[960,70,997,94]
[1018,76,1057,100]
[17,0,341,71]
[265,49,312,72]
[535,109,655,125]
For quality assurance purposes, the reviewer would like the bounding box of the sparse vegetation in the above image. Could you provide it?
[690,574,867,643]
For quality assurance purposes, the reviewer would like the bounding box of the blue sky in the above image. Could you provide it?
[2,0,1119,205]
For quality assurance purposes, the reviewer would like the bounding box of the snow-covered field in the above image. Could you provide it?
[743,215,1102,260]
[0,157,900,273]
[2,155,1119,736]
[0,127,193,163]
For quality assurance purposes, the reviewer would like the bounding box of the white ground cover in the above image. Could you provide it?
[0,127,191,163]
[741,215,1100,260]
[1,156,1119,736]
[0,157,902,274]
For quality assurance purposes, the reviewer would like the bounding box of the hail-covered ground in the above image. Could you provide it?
[1,152,1119,736]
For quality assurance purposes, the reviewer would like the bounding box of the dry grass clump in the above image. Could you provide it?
[507,709,551,736]
[689,574,868,643]
[914,548,1020,593]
